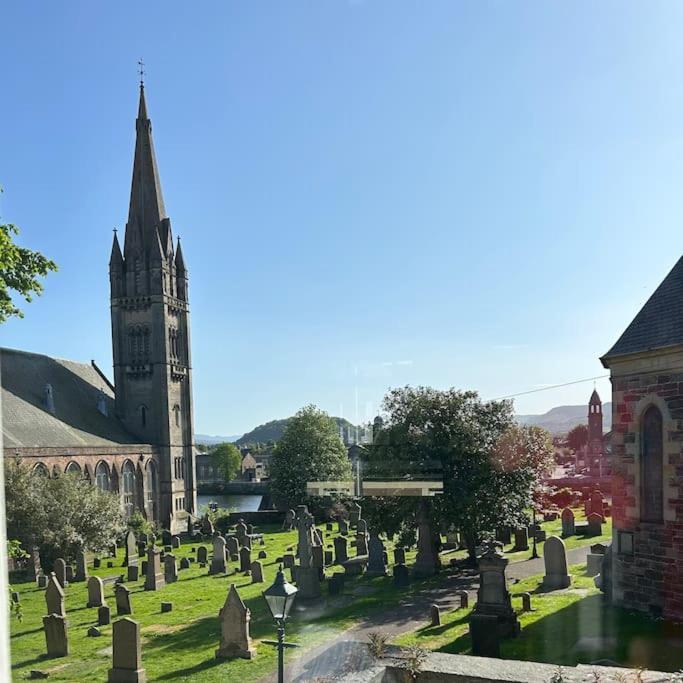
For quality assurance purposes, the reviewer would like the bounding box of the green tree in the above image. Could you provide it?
[210,442,242,482]
[0,200,57,323]
[269,405,352,509]
[567,423,589,452]
[364,387,554,563]
[4,458,125,569]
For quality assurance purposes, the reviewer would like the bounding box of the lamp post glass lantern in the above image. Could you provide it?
[263,566,298,683]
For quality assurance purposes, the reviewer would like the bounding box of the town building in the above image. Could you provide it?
[1,84,197,533]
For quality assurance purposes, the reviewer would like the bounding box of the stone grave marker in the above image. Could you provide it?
[235,521,248,546]
[161,602,172,613]
[349,501,361,528]
[591,490,606,520]
[312,545,324,576]
[587,513,603,536]
[66,565,75,583]
[75,550,88,582]
[521,592,532,612]
[43,614,68,657]
[333,537,348,565]
[215,584,256,659]
[367,532,387,576]
[226,537,239,558]
[197,546,208,564]
[458,591,469,609]
[172,536,181,549]
[140,560,148,576]
[88,626,101,637]
[180,557,191,570]
[54,558,67,588]
[393,563,410,588]
[496,527,511,545]
[145,546,165,591]
[87,576,105,608]
[283,553,295,569]
[324,549,333,565]
[201,516,214,536]
[250,560,264,583]
[561,508,575,537]
[513,528,529,551]
[586,552,604,577]
[161,530,173,547]
[115,584,132,616]
[282,509,295,531]
[542,536,571,590]
[338,519,349,534]
[98,605,111,625]
[37,574,48,589]
[242,535,252,551]
[125,530,138,568]
[355,533,368,556]
[294,505,321,599]
[430,604,441,626]
[239,547,251,573]
[210,537,227,575]
[470,613,499,657]
[108,617,145,682]
[164,554,178,584]
[45,574,65,617]
[258,550,267,560]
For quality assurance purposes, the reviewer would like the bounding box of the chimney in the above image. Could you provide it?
[43,384,55,413]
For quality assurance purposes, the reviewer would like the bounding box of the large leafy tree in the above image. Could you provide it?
[567,423,588,452]
[0,208,57,323]
[269,405,352,509]
[4,458,125,568]
[363,387,553,563]
[210,442,242,482]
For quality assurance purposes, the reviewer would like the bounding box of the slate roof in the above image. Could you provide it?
[602,256,683,362]
[1,347,143,448]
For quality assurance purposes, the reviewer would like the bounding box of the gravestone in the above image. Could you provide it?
[513,528,529,551]
[128,564,139,582]
[235,521,248,546]
[54,558,67,588]
[394,547,406,565]
[590,490,606,520]
[355,533,368,556]
[239,547,252,573]
[115,584,132,616]
[458,591,469,609]
[250,561,264,583]
[43,614,68,657]
[561,508,575,537]
[108,617,145,682]
[328,573,343,595]
[75,549,88,582]
[282,509,296,531]
[172,536,181,549]
[357,518,368,535]
[164,554,178,584]
[139,532,148,545]
[215,584,256,659]
[37,574,48,589]
[535,530,547,543]
[521,592,532,612]
[210,537,227,575]
[496,527,511,545]
[349,501,362,528]
[283,553,295,569]
[161,530,173,547]
[180,557,191,570]
[94,557,101,569]
[324,550,333,565]
[471,544,519,638]
[242,535,252,551]
[161,602,172,613]
[338,519,349,534]
[137,542,146,556]
[125,530,138,569]
[226,537,239,558]
[45,574,65,617]
[367,532,387,576]
[312,545,324,579]
[542,536,571,590]
[414,504,441,577]
[470,613,499,657]
[333,536,348,564]
[87,576,105,608]
[586,552,604,577]
[258,550,267,560]
[197,546,208,564]
[430,604,441,626]
[294,505,321,599]
[144,547,165,591]
[342,556,367,576]
[587,513,603,536]
[393,564,410,588]
[98,605,111,625]
[141,560,148,576]
[201,516,214,536]
[66,565,75,582]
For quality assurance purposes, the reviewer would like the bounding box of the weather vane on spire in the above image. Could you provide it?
[137,58,145,87]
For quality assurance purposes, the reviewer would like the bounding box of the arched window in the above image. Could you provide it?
[122,461,136,518]
[146,460,158,520]
[173,404,180,427]
[95,462,110,492]
[65,462,81,476]
[32,463,49,477]
[641,406,663,522]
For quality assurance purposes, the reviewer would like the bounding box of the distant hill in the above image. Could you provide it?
[195,433,242,446]
[236,416,362,446]
[516,404,612,436]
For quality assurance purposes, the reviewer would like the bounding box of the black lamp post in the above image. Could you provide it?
[263,565,298,683]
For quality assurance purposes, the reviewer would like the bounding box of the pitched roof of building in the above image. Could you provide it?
[589,389,601,405]
[1,347,143,448]
[602,256,683,362]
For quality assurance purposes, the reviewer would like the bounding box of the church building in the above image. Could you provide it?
[1,84,197,534]
[601,255,683,620]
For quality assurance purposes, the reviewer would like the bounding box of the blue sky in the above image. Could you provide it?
[2,2,683,435]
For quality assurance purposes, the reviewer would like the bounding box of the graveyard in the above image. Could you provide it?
[9,502,631,682]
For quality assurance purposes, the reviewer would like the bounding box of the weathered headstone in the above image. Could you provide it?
[180,557,191,570]
[513,528,529,551]
[355,532,368,556]
[242,535,252,551]
[294,505,321,599]
[37,574,48,589]
[250,560,264,583]
[328,573,343,595]
[54,558,67,588]
[197,546,208,564]
[87,576,105,608]
[128,564,140,582]
[94,557,101,569]
[235,521,248,546]
[282,509,296,531]
[164,554,178,584]
[333,537,348,565]
[45,574,65,617]
[140,560,148,576]
[239,547,251,573]
[88,626,102,637]
[161,602,172,613]
[458,591,469,609]
[283,553,295,569]
[108,617,146,682]
[394,547,406,565]
[393,563,410,588]
[324,549,333,565]
[144,547,165,591]
[161,529,173,547]
[367,532,387,576]
[470,613,500,657]
[226,537,239,558]
[561,508,575,537]
[349,501,361,528]
[43,614,68,657]
[587,513,603,536]
[172,536,181,549]
[311,545,324,579]
[115,584,132,616]
[201,516,214,536]
[542,536,571,590]
[495,527,511,545]
[258,550,267,560]
[430,604,441,626]
[75,549,88,582]
[65,565,75,583]
[210,537,227,575]
[125,530,138,570]
[521,592,532,612]
[98,605,111,625]
[586,552,604,577]
[215,584,256,659]
[414,504,441,577]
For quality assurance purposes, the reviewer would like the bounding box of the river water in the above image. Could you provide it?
[196,493,263,513]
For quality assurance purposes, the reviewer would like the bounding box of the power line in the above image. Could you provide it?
[488,374,610,401]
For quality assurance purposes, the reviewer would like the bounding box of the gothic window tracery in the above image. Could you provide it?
[95,461,110,492]
[122,461,136,518]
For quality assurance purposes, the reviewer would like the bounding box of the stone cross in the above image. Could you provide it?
[542,536,571,590]
[295,505,315,568]
[45,573,65,617]
[86,576,105,608]
[75,549,88,582]
[43,614,68,657]
[250,560,264,583]
[109,618,146,682]
[115,584,132,616]
[561,508,575,537]
[210,537,227,575]
[144,546,165,591]
[367,532,387,576]
[54,558,67,588]
[164,554,178,584]
[215,584,256,659]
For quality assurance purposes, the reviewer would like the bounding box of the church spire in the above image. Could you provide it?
[125,84,168,256]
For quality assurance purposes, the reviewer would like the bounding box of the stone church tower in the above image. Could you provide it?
[109,84,197,533]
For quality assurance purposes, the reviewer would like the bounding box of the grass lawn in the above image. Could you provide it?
[394,563,683,674]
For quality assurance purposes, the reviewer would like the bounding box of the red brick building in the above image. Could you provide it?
[601,256,683,619]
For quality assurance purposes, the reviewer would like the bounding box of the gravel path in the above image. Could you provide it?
[258,545,593,682]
